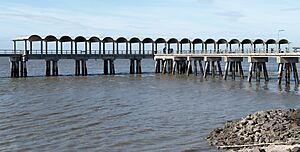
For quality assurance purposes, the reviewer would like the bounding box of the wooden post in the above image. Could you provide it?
[204,61,209,78]
[238,62,244,79]
[157,60,161,73]
[262,62,269,81]
[217,61,222,77]
[223,61,229,80]
[135,60,139,74]
[199,60,204,76]
[103,60,108,75]
[130,59,135,74]
[23,61,27,77]
[231,62,235,80]
[15,61,19,77]
[292,63,299,84]
[256,62,261,82]
[46,60,51,76]
[109,60,113,75]
[20,61,24,77]
[162,60,167,74]
[286,63,291,84]
[277,63,283,84]
[248,62,253,82]
[172,60,177,75]
[168,60,172,74]
[138,60,142,74]
[187,60,191,76]
[155,60,158,73]
[194,60,197,75]
[211,61,216,78]
[10,61,14,78]
[111,60,115,74]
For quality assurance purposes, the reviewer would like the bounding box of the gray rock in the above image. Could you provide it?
[290,147,300,152]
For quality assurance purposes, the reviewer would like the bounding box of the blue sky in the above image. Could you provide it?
[0,0,300,48]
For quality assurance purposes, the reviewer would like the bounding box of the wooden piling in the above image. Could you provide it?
[46,60,51,76]
[223,61,229,80]
[103,60,108,75]
[217,61,222,77]
[238,62,244,79]
[204,61,209,78]
[20,61,24,77]
[53,60,58,76]
[286,63,291,84]
[248,62,253,82]
[211,61,216,78]
[109,60,114,75]
[187,60,191,76]
[172,60,177,75]
[15,61,19,77]
[256,62,261,82]
[277,63,283,85]
[292,63,299,84]
[262,62,269,81]
[231,62,235,80]
[168,60,172,74]
[194,60,197,75]
[162,60,167,74]
[198,60,204,76]
[137,60,142,74]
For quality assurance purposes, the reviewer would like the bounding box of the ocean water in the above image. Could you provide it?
[0,57,300,152]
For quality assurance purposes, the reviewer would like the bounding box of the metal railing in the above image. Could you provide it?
[154,48,299,55]
[0,49,155,55]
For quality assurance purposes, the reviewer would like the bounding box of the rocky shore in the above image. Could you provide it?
[207,109,300,152]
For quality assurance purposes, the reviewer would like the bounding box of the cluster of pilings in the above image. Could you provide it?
[103,59,115,75]
[45,59,59,76]
[130,59,142,74]
[75,59,88,76]
[277,57,299,85]
[9,58,148,77]
[154,57,300,85]
[10,56,27,78]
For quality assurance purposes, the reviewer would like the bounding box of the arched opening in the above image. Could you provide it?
[204,38,216,53]
[279,39,289,53]
[167,38,179,54]
[253,39,265,53]
[265,39,276,53]
[88,36,101,54]
[241,39,253,53]
[217,39,228,53]
[59,36,73,54]
[116,37,128,54]
[44,35,58,54]
[129,37,141,54]
[142,38,154,54]
[102,37,115,54]
[74,36,87,54]
[229,39,240,53]
[28,35,43,54]
[180,38,191,54]
[154,38,167,54]
[192,38,203,54]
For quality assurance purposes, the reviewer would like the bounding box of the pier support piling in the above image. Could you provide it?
[277,57,299,85]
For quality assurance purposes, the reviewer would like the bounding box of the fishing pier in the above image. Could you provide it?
[1,35,300,85]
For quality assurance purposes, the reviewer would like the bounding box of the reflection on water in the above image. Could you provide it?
[0,58,300,151]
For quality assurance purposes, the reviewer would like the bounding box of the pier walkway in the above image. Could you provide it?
[0,35,299,85]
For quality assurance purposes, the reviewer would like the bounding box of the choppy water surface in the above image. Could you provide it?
[0,57,300,151]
